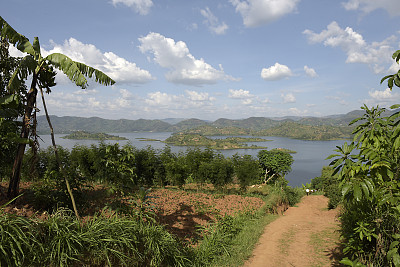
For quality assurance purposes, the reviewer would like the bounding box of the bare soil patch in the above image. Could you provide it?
[244,195,342,267]
[0,182,264,244]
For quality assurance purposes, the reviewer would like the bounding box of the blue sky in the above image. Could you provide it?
[3,0,400,120]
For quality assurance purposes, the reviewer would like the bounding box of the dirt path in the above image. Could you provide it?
[244,195,342,267]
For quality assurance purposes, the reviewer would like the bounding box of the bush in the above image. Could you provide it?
[232,154,261,190]
[311,166,341,209]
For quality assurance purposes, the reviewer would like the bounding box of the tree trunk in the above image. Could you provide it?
[39,87,80,219]
[7,74,38,199]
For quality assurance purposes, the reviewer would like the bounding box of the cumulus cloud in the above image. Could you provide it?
[303,21,397,73]
[144,90,216,111]
[138,32,234,85]
[200,7,229,35]
[46,38,154,84]
[342,0,400,16]
[363,88,400,107]
[8,45,26,57]
[230,0,300,27]
[185,90,216,101]
[304,65,318,77]
[229,89,255,104]
[261,63,293,81]
[228,89,253,99]
[281,93,296,103]
[111,0,153,15]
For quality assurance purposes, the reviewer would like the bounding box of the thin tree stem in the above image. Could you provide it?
[39,87,80,219]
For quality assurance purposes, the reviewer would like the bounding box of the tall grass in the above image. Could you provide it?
[0,208,190,267]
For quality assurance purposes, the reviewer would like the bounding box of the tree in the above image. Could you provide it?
[232,154,260,190]
[327,50,400,266]
[0,16,115,204]
[0,38,27,180]
[257,150,294,183]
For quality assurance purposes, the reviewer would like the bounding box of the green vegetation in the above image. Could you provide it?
[136,137,160,141]
[36,112,366,140]
[0,141,303,267]
[310,166,341,209]
[270,148,297,154]
[326,50,400,266]
[61,131,127,140]
[258,150,294,184]
[254,121,353,140]
[1,16,115,201]
[164,133,269,149]
[184,125,251,136]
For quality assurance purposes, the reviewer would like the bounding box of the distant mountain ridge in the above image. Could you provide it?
[36,109,397,135]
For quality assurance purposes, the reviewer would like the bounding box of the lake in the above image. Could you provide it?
[38,132,346,187]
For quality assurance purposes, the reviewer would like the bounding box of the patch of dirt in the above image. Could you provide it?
[151,188,264,242]
[0,182,264,244]
[244,195,342,267]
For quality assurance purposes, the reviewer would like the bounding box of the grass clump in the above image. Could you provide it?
[0,207,190,267]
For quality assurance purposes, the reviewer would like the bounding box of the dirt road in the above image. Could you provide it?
[244,195,342,267]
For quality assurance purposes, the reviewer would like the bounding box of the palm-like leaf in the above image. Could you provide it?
[74,61,115,86]
[46,53,115,88]
[7,55,36,93]
[0,16,35,55]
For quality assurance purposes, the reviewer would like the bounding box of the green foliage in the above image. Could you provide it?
[198,154,234,190]
[164,133,267,150]
[61,131,127,140]
[0,38,27,180]
[258,150,294,183]
[311,166,341,209]
[0,212,41,266]
[0,207,190,267]
[255,121,353,140]
[327,50,400,266]
[232,154,261,190]
[29,146,87,211]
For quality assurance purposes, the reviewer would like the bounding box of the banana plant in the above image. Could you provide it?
[0,16,115,217]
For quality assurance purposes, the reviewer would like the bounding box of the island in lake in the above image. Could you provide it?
[163,133,270,150]
[61,131,128,140]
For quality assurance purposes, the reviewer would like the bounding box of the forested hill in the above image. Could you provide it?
[37,116,171,134]
[36,109,396,135]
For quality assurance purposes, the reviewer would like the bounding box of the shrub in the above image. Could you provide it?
[232,154,261,191]
[311,166,341,209]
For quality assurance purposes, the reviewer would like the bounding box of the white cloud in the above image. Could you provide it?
[200,7,229,35]
[228,89,255,105]
[261,63,293,81]
[288,107,308,115]
[8,45,27,57]
[144,91,216,113]
[120,89,133,99]
[138,32,234,85]
[185,90,216,101]
[228,89,254,99]
[281,93,296,103]
[111,0,153,15]
[46,38,154,84]
[230,0,300,27]
[242,98,253,105]
[369,88,392,99]
[73,89,98,95]
[342,0,400,16]
[304,21,397,73]
[364,88,400,106]
[304,65,318,77]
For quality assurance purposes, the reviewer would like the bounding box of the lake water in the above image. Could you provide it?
[38,132,346,187]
